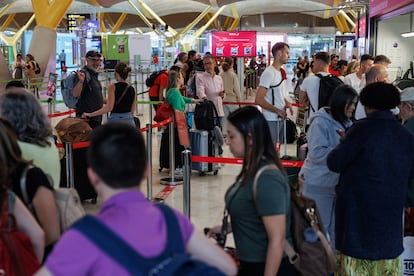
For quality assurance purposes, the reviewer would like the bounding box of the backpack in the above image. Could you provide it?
[61,70,91,109]
[285,118,297,144]
[313,73,343,111]
[0,191,41,275]
[146,71,167,88]
[72,204,225,276]
[194,100,219,131]
[34,61,41,74]
[253,165,336,276]
[187,72,198,98]
[20,166,86,233]
[269,68,287,106]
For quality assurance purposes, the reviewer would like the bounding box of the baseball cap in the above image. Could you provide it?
[86,50,101,58]
[400,87,414,102]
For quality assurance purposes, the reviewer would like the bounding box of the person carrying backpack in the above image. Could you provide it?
[299,51,343,126]
[148,69,168,111]
[298,85,357,251]
[72,50,104,129]
[255,42,293,147]
[82,62,136,126]
[208,106,295,276]
[37,123,236,276]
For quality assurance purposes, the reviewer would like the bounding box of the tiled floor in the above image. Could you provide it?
[47,78,299,247]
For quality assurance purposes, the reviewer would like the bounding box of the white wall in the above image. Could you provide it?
[377,12,414,79]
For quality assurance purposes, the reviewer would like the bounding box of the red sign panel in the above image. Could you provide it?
[212,31,257,57]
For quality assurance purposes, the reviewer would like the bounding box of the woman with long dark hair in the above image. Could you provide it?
[210,106,294,276]
[0,117,59,259]
[0,119,46,262]
[299,84,357,251]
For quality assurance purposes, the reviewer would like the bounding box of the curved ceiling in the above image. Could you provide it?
[0,0,355,32]
[1,0,342,18]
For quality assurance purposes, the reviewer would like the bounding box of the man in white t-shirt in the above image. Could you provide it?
[355,64,389,119]
[255,42,293,146]
[344,54,374,90]
[299,51,331,122]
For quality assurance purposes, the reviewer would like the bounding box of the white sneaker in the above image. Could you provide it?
[174,168,183,177]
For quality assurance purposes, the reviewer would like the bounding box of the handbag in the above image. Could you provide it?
[55,117,92,144]
[153,102,174,123]
[0,191,41,275]
[20,165,86,232]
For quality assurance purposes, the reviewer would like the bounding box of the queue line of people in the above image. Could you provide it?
[1,43,414,276]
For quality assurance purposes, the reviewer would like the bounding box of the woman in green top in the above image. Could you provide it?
[210,106,294,276]
[164,67,201,171]
[166,67,201,111]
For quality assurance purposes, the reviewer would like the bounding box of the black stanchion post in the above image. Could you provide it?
[183,149,191,218]
[146,123,153,200]
[65,142,75,188]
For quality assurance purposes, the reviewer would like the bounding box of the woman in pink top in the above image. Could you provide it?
[196,54,225,127]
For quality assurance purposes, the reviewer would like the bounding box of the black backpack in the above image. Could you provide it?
[285,118,297,144]
[146,71,167,88]
[72,204,225,276]
[34,61,41,74]
[313,73,343,111]
[194,100,218,131]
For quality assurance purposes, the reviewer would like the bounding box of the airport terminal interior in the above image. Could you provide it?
[1,0,414,274]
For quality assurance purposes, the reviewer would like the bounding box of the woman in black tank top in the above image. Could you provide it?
[83,62,136,126]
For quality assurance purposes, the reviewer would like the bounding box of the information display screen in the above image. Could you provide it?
[212,31,256,57]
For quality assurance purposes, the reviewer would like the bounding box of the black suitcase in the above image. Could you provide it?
[60,147,97,203]
[159,128,184,171]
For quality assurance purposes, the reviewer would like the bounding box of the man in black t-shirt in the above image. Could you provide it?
[72,50,104,129]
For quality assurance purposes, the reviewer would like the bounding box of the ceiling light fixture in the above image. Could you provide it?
[401,11,413,38]
[401,32,414,38]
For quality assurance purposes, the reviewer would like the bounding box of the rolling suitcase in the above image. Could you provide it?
[60,147,97,203]
[189,129,219,176]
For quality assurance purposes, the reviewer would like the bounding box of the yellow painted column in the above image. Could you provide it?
[29,0,72,80]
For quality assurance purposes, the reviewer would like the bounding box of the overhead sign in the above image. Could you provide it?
[212,31,256,57]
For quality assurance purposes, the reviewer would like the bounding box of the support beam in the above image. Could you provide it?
[105,13,115,28]
[0,3,14,18]
[339,10,356,29]
[230,3,239,18]
[338,12,350,33]
[177,6,212,36]
[31,0,72,29]
[136,0,177,36]
[228,17,240,31]
[100,13,107,33]
[332,15,345,34]
[1,14,15,31]
[111,12,127,33]
[222,16,232,30]
[192,5,227,40]
[0,14,35,57]
[128,0,157,31]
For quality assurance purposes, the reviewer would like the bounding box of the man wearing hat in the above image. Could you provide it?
[400,87,414,135]
[73,50,104,128]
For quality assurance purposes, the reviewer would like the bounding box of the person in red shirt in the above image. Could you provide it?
[148,70,168,111]
[329,54,340,76]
